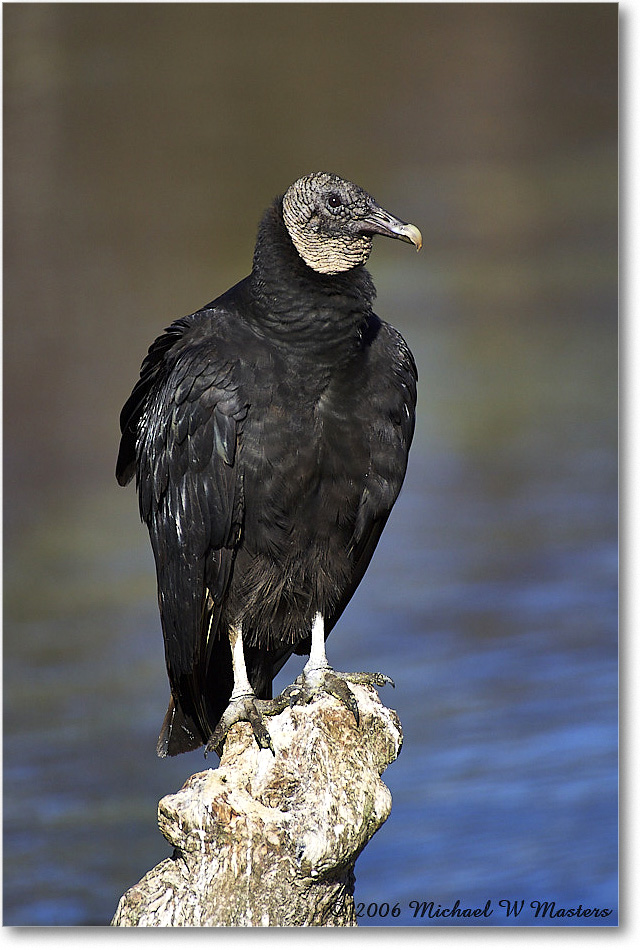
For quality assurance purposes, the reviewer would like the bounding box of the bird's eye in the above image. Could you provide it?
[326,193,343,211]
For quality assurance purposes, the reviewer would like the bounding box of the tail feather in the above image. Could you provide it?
[156,695,206,757]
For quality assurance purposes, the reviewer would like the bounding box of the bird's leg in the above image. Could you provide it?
[281,613,394,727]
[305,611,331,674]
[228,622,254,699]
[205,624,286,756]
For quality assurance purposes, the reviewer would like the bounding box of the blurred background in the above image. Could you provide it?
[3,2,617,927]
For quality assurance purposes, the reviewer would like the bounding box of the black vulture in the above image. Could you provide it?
[116,172,421,757]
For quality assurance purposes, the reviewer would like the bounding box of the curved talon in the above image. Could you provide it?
[205,694,277,756]
[342,671,395,689]
[321,672,360,725]
[246,703,274,752]
[282,668,364,725]
[256,667,395,747]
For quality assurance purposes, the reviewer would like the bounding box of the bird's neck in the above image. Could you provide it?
[248,201,377,358]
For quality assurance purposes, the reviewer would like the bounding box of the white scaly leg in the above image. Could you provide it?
[282,611,395,726]
[281,610,358,723]
[303,612,330,674]
[229,623,254,699]
[205,622,284,755]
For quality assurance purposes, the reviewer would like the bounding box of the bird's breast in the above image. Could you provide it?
[240,380,369,559]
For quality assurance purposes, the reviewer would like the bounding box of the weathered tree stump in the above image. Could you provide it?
[111,683,402,926]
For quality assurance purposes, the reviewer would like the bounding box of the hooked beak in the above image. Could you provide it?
[360,205,423,251]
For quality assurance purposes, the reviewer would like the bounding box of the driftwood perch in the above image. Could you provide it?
[111,684,402,927]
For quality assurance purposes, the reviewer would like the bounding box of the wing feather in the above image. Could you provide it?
[324,321,416,642]
[117,313,248,753]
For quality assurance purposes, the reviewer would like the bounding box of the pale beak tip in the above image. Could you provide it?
[406,223,423,251]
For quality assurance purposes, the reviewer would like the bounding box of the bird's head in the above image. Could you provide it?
[282,172,422,275]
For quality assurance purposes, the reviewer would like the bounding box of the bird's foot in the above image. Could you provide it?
[279,666,394,727]
[204,692,289,757]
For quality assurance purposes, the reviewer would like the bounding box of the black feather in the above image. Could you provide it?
[117,174,418,755]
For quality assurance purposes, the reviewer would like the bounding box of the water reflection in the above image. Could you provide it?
[3,3,617,927]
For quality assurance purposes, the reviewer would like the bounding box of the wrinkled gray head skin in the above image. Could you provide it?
[282,172,422,275]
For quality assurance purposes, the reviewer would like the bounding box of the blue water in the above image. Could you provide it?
[348,459,618,927]
[3,3,617,927]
